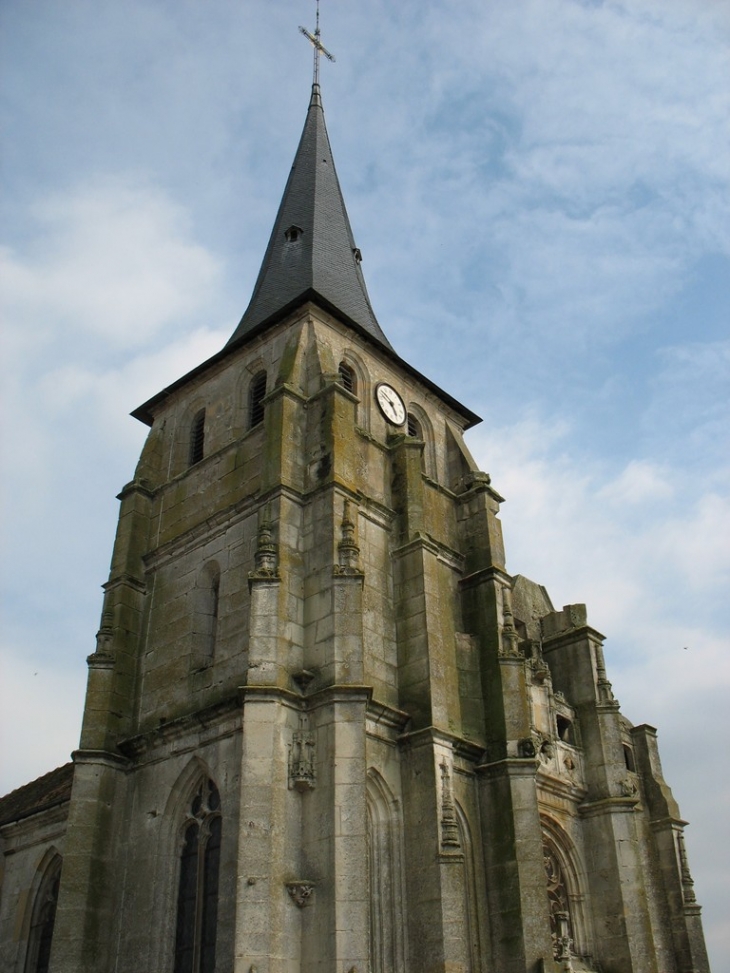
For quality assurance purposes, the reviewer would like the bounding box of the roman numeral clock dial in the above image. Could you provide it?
[375,382,406,426]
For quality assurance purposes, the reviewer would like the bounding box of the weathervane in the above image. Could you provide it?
[299,0,335,87]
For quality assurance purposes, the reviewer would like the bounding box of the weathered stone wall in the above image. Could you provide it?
[2,302,709,973]
[0,809,67,973]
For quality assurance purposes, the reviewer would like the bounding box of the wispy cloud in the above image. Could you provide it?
[1,178,223,350]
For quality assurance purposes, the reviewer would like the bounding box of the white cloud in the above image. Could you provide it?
[596,459,674,506]
[348,0,730,366]
[1,177,223,349]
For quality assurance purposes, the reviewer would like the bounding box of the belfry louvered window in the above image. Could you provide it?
[189,409,206,466]
[407,413,422,439]
[174,780,222,973]
[249,372,267,429]
[338,361,356,394]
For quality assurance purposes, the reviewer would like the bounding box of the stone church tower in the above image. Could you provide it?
[0,82,710,973]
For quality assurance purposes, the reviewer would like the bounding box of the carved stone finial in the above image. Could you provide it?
[544,845,574,963]
[249,510,279,585]
[594,643,615,702]
[439,759,460,849]
[92,609,114,658]
[286,880,315,907]
[555,911,574,965]
[499,586,522,659]
[677,831,697,904]
[334,499,362,575]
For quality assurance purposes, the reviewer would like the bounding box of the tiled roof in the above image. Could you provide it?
[226,84,393,352]
[0,763,73,827]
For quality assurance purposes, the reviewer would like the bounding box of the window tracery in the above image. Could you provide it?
[174,779,222,973]
[543,839,573,960]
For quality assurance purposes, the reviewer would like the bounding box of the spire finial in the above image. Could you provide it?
[299,0,335,89]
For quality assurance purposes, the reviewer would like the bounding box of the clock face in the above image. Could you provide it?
[375,383,406,426]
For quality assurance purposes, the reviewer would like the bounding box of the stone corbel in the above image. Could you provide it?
[286,881,315,907]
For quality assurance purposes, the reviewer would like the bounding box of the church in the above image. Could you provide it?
[0,47,710,973]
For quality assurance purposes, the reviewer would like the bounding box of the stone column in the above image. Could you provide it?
[399,731,484,973]
[48,752,127,973]
[234,687,302,973]
[234,508,305,973]
[51,477,152,971]
[302,687,370,973]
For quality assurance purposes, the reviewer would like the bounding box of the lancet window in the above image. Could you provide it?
[24,855,62,973]
[174,779,222,973]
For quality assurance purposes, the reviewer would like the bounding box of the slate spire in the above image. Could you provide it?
[227,83,393,351]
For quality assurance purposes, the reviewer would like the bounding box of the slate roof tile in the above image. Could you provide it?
[0,763,73,827]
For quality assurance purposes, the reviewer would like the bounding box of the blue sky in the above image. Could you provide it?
[1,0,728,965]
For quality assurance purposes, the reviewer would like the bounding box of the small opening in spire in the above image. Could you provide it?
[285,225,304,243]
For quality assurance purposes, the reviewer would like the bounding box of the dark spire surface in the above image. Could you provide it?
[226,84,393,351]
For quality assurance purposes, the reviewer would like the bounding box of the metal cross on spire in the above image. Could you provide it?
[299,0,335,88]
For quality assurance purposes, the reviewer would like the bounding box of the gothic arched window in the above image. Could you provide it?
[366,771,406,973]
[174,779,222,973]
[24,855,62,973]
[189,409,206,466]
[249,372,267,429]
[338,361,356,394]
